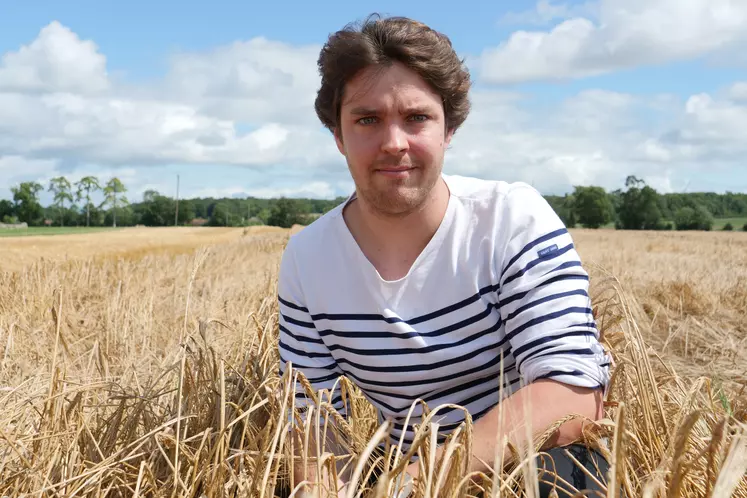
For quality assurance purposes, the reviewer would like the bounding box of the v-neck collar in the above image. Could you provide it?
[335,176,456,285]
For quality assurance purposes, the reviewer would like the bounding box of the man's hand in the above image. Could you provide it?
[399,380,602,490]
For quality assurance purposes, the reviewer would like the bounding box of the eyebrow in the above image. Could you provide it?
[349,107,379,116]
[348,105,434,116]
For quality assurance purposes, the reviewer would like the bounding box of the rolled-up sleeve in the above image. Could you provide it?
[277,238,347,420]
[497,185,611,391]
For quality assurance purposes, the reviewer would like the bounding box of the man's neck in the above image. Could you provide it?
[343,178,450,280]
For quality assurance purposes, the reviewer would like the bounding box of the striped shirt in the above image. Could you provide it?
[277,174,611,449]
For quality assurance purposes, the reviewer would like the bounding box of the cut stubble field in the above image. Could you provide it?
[0,226,745,497]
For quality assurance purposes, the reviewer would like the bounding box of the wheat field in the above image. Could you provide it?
[0,227,745,497]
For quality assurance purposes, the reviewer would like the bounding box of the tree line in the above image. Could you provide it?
[545,176,747,232]
[2,174,746,231]
[0,176,344,229]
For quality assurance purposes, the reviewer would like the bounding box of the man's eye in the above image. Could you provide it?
[357,117,377,125]
[410,114,428,122]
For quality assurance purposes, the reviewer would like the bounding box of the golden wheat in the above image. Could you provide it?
[0,228,744,497]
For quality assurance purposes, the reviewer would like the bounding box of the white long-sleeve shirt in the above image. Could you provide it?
[277,174,611,449]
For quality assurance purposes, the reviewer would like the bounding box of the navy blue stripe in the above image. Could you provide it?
[498,273,589,309]
[334,320,504,373]
[505,289,588,323]
[503,243,575,287]
[362,361,517,402]
[282,314,315,329]
[305,371,344,384]
[600,362,611,368]
[506,307,593,342]
[279,325,324,345]
[392,376,522,433]
[543,260,583,276]
[512,326,597,359]
[375,365,519,414]
[309,283,500,324]
[279,340,333,360]
[317,302,498,340]
[534,369,584,381]
[278,295,309,313]
[326,317,501,356]
[279,355,338,371]
[349,348,513,390]
[502,228,568,276]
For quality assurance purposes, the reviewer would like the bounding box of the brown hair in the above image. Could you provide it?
[314,14,472,135]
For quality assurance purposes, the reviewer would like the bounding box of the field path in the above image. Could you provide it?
[0,226,285,272]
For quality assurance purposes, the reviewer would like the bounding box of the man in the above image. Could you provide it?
[277,14,612,498]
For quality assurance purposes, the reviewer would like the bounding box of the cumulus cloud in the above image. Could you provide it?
[480,0,747,84]
[498,0,599,27]
[445,86,747,194]
[0,21,109,94]
[728,82,747,101]
[162,38,321,125]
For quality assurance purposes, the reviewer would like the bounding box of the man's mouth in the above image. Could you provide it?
[376,166,415,177]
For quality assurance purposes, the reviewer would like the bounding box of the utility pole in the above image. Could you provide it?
[174,174,180,227]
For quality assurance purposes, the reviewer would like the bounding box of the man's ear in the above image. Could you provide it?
[334,127,345,155]
[444,127,455,148]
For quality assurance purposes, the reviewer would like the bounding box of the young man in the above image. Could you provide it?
[277,14,612,498]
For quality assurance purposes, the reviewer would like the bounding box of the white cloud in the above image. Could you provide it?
[162,38,321,125]
[445,86,747,194]
[0,21,336,172]
[0,21,109,94]
[189,181,339,200]
[499,0,599,26]
[481,0,747,84]
[728,82,747,101]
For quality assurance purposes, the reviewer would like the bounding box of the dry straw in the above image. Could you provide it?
[0,230,745,497]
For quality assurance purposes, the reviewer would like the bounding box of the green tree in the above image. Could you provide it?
[209,201,234,226]
[137,190,193,226]
[544,194,577,228]
[572,186,614,229]
[674,205,714,231]
[267,198,304,228]
[0,199,14,222]
[74,176,101,227]
[48,176,74,227]
[101,177,128,227]
[616,176,664,230]
[11,181,44,225]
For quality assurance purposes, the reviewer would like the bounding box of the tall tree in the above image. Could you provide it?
[11,182,44,225]
[101,177,128,228]
[74,176,101,227]
[572,186,614,229]
[0,199,14,222]
[48,176,74,227]
[616,176,664,230]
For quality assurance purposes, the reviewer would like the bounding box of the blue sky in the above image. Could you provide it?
[1,0,746,205]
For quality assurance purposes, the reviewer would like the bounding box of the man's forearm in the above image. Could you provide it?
[405,380,603,479]
[469,379,604,473]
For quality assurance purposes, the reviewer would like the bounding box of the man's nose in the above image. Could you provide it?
[380,123,409,154]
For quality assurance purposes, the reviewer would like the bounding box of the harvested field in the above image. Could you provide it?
[0,227,744,497]
[0,226,285,272]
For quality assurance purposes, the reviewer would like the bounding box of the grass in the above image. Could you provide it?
[0,228,744,497]
[0,226,122,238]
[713,217,747,230]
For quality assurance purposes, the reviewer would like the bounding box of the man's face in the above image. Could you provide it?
[335,62,453,216]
